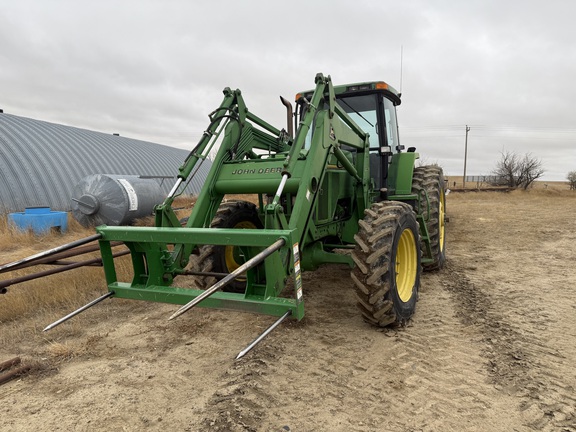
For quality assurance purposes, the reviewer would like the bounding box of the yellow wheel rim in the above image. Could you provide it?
[439,190,446,253]
[224,221,257,276]
[395,228,418,302]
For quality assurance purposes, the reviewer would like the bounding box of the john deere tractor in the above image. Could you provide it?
[0,72,448,356]
[80,73,445,343]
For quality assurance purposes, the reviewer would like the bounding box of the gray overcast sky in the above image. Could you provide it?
[2,0,575,181]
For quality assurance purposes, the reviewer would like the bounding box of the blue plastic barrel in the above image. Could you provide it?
[8,207,68,234]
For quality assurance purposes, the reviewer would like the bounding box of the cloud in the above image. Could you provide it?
[1,0,574,181]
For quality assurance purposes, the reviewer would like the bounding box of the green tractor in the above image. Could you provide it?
[38,73,446,354]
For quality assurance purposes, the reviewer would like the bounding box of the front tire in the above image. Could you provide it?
[187,200,262,293]
[351,201,421,327]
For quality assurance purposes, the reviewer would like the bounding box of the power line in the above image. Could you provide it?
[402,124,576,133]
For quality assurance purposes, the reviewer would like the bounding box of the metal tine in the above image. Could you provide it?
[0,250,130,292]
[43,292,114,332]
[236,310,292,360]
[0,234,102,274]
[168,238,286,321]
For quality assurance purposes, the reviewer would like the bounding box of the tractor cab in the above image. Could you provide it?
[295,81,404,197]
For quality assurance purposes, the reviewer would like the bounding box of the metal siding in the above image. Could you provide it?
[0,113,210,213]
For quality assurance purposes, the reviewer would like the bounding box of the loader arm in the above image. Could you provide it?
[96,73,371,322]
[169,73,369,271]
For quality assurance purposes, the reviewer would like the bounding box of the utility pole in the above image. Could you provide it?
[463,125,470,188]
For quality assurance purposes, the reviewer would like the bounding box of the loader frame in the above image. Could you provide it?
[95,73,433,321]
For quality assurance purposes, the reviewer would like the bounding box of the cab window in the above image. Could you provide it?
[336,94,378,148]
[383,97,400,152]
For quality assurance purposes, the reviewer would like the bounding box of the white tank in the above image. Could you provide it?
[71,174,165,227]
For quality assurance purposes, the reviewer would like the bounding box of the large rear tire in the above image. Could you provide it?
[351,201,421,327]
[187,200,263,293]
[412,166,446,271]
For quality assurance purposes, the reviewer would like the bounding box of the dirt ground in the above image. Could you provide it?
[1,190,576,431]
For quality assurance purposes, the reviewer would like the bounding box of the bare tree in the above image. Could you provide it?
[492,150,544,190]
[567,171,576,190]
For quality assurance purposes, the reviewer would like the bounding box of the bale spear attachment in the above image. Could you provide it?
[96,225,305,321]
[168,238,287,320]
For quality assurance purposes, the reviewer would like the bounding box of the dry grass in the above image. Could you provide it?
[225,194,260,205]
[0,196,196,342]
[0,214,95,261]
[44,333,107,360]
[448,185,576,205]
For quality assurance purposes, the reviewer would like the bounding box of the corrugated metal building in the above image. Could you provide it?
[0,112,210,213]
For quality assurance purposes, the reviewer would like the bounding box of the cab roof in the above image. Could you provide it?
[297,80,401,106]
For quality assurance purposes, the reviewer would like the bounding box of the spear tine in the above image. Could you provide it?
[168,238,286,321]
[43,292,114,332]
[236,310,292,360]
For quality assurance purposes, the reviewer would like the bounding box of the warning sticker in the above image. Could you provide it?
[292,242,303,303]
[293,243,300,262]
[118,179,138,211]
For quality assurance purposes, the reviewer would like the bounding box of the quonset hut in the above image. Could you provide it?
[0,112,210,214]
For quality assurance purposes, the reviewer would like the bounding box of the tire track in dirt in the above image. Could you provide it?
[379,269,523,431]
[196,192,576,431]
[195,264,524,431]
[448,194,576,431]
[444,260,576,431]
[196,266,382,431]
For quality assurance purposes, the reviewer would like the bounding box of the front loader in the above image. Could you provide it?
[2,73,446,357]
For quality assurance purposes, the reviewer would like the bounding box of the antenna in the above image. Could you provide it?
[399,45,404,94]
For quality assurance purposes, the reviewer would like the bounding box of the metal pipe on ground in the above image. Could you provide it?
[0,250,130,291]
[4,241,123,272]
[0,365,32,386]
[0,234,102,274]
[0,357,21,372]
